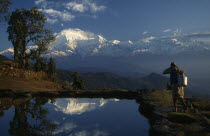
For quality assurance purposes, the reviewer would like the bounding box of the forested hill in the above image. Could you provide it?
[0,55,9,63]
[57,70,169,90]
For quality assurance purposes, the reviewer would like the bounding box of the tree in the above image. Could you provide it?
[72,72,86,90]
[0,0,11,23]
[9,98,57,136]
[34,57,47,72]
[47,57,56,80]
[7,8,55,68]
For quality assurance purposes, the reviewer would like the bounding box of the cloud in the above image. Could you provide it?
[65,0,106,13]
[53,122,77,135]
[163,29,171,33]
[39,8,75,22]
[35,0,106,24]
[142,36,156,43]
[142,31,148,35]
[69,130,109,136]
[35,0,48,8]
[47,18,58,24]
[66,2,87,13]
[35,0,45,5]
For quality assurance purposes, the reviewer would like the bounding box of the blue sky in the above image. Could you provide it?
[1,0,210,50]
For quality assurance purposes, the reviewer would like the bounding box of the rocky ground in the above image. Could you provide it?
[137,90,210,136]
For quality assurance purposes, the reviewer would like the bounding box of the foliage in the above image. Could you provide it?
[0,0,11,23]
[34,57,47,72]
[167,82,172,90]
[0,55,9,63]
[9,98,57,136]
[47,57,56,80]
[63,81,73,90]
[7,8,55,68]
[72,72,86,90]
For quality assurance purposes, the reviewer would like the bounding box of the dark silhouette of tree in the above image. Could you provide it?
[0,0,11,23]
[9,98,57,136]
[72,72,86,90]
[34,57,47,72]
[7,8,55,68]
[47,57,56,80]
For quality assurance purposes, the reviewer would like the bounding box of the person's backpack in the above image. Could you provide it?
[178,75,188,86]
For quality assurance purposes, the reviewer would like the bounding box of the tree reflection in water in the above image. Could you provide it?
[9,98,57,136]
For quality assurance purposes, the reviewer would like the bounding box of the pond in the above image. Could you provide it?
[0,98,149,136]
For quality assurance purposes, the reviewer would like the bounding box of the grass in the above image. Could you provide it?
[201,111,210,118]
[192,101,210,111]
[167,112,199,124]
[142,90,210,136]
[178,125,210,136]
[0,79,62,92]
[144,90,174,107]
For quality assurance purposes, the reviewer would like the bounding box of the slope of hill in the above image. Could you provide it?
[0,55,9,63]
[0,59,62,92]
[57,70,169,90]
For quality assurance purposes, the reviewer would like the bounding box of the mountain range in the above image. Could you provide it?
[1,29,210,58]
[1,29,210,79]
[57,69,169,90]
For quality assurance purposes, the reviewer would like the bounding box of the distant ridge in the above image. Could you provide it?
[57,69,169,90]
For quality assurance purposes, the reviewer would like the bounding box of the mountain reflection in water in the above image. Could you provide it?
[54,98,120,115]
[0,98,149,136]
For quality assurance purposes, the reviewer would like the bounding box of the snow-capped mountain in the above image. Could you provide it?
[46,29,210,57]
[1,29,210,58]
[0,48,14,58]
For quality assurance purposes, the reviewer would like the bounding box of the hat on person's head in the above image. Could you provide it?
[179,69,185,74]
[171,62,176,67]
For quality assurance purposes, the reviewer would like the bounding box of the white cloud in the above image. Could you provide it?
[35,0,45,5]
[39,8,75,22]
[142,36,156,43]
[69,130,109,136]
[53,122,77,135]
[35,0,106,23]
[65,0,106,13]
[66,2,87,13]
[142,31,147,35]
[47,18,58,24]
[163,29,171,33]
[35,0,48,8]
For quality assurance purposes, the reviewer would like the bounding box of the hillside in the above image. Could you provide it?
[57,69,169,90]
[0,59,62,92]
[0,55,9,63]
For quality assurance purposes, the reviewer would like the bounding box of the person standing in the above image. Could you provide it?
[163,62,187,112]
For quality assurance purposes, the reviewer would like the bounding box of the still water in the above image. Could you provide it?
[0,98,149,136]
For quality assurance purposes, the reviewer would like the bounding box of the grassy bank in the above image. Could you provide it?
[138,90,210,136]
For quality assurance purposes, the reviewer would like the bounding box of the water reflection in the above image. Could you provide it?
[0,98,149,136]
[7,98,57,136]
[53,98,121,115]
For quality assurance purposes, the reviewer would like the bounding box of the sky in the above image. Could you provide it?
[1,0,210,50]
